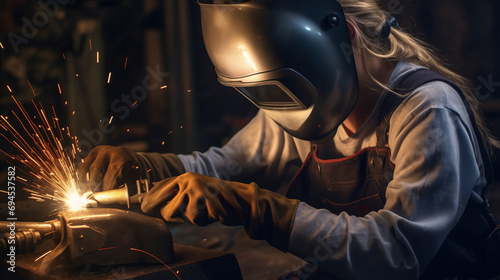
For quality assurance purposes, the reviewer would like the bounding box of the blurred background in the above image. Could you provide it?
[0,1,499,279]
[0,0,499,156]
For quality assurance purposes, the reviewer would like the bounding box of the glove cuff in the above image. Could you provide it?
[245,184,301,252]
[269,197,300,252]
[136,152,186,182]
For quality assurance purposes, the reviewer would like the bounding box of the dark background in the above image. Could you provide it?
[0,0,499,205]
[1,0,499,152]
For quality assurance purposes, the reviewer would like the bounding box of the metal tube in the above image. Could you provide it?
[0,220,61,237]
[0,219,61,254]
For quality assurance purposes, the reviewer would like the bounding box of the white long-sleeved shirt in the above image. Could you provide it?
[177,61,487,279]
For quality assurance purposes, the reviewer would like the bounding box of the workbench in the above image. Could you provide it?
[2,241,243,280]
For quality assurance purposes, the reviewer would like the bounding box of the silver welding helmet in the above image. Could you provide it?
[198,0,358,141]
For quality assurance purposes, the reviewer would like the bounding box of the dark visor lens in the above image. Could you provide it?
[235,84,301,108]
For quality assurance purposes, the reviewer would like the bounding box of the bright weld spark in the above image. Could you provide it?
[98,247,116,251]
[34,250,52,262]
[0,96,90,212]
[0,190,7,194]
[27,80,36,96]
[109,116,114,125]
[161,85,167,89]
[96,51,100,63]
[107,72,112,84]
[0,42,4,49]
[7,85,12,92]
[130,248,181,280]
[106,271,120,280]
[57,84,62,94]
[17,177,27,182]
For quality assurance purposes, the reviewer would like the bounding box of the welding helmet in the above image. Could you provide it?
[198,0,358,141]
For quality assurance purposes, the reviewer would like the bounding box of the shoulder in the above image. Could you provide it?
[385,62,472,136]
[387,77,477,152]
[396,80,469,121]
[386,61,470,121]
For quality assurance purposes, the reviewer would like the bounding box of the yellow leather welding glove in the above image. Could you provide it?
[141,172,300,252]
[77,145,185,192]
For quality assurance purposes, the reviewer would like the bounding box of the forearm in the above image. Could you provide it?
[288,203,427,280]
[177,110,305,189]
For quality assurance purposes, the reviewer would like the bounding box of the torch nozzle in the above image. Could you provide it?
[85,179,151,209]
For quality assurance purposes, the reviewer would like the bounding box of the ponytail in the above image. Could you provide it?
[339,0,500,153]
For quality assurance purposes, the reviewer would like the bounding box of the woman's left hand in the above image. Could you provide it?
[141,172,300,251]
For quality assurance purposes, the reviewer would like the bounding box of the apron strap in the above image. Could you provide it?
[376,69,494,189]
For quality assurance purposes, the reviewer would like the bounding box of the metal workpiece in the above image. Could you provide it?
[85,179,151,208]
[1,208,174,274]
[36,208,174,273]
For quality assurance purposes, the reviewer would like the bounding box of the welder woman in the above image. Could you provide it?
[79,0,500,279]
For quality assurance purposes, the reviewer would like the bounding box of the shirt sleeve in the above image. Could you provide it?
[177,110,304,190]
[287,82,487,280]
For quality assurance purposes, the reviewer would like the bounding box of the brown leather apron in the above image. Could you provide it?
[286,143,393,217]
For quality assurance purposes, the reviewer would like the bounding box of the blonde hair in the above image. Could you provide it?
[338,0,500,154]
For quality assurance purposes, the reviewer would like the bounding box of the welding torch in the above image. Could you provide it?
[84,179,152,209]
[0,180,152,254]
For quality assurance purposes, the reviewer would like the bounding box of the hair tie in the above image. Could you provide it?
[380,16,399,38]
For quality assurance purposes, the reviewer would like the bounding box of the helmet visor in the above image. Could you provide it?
[218,68,317,110]
[236,83,301,109]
